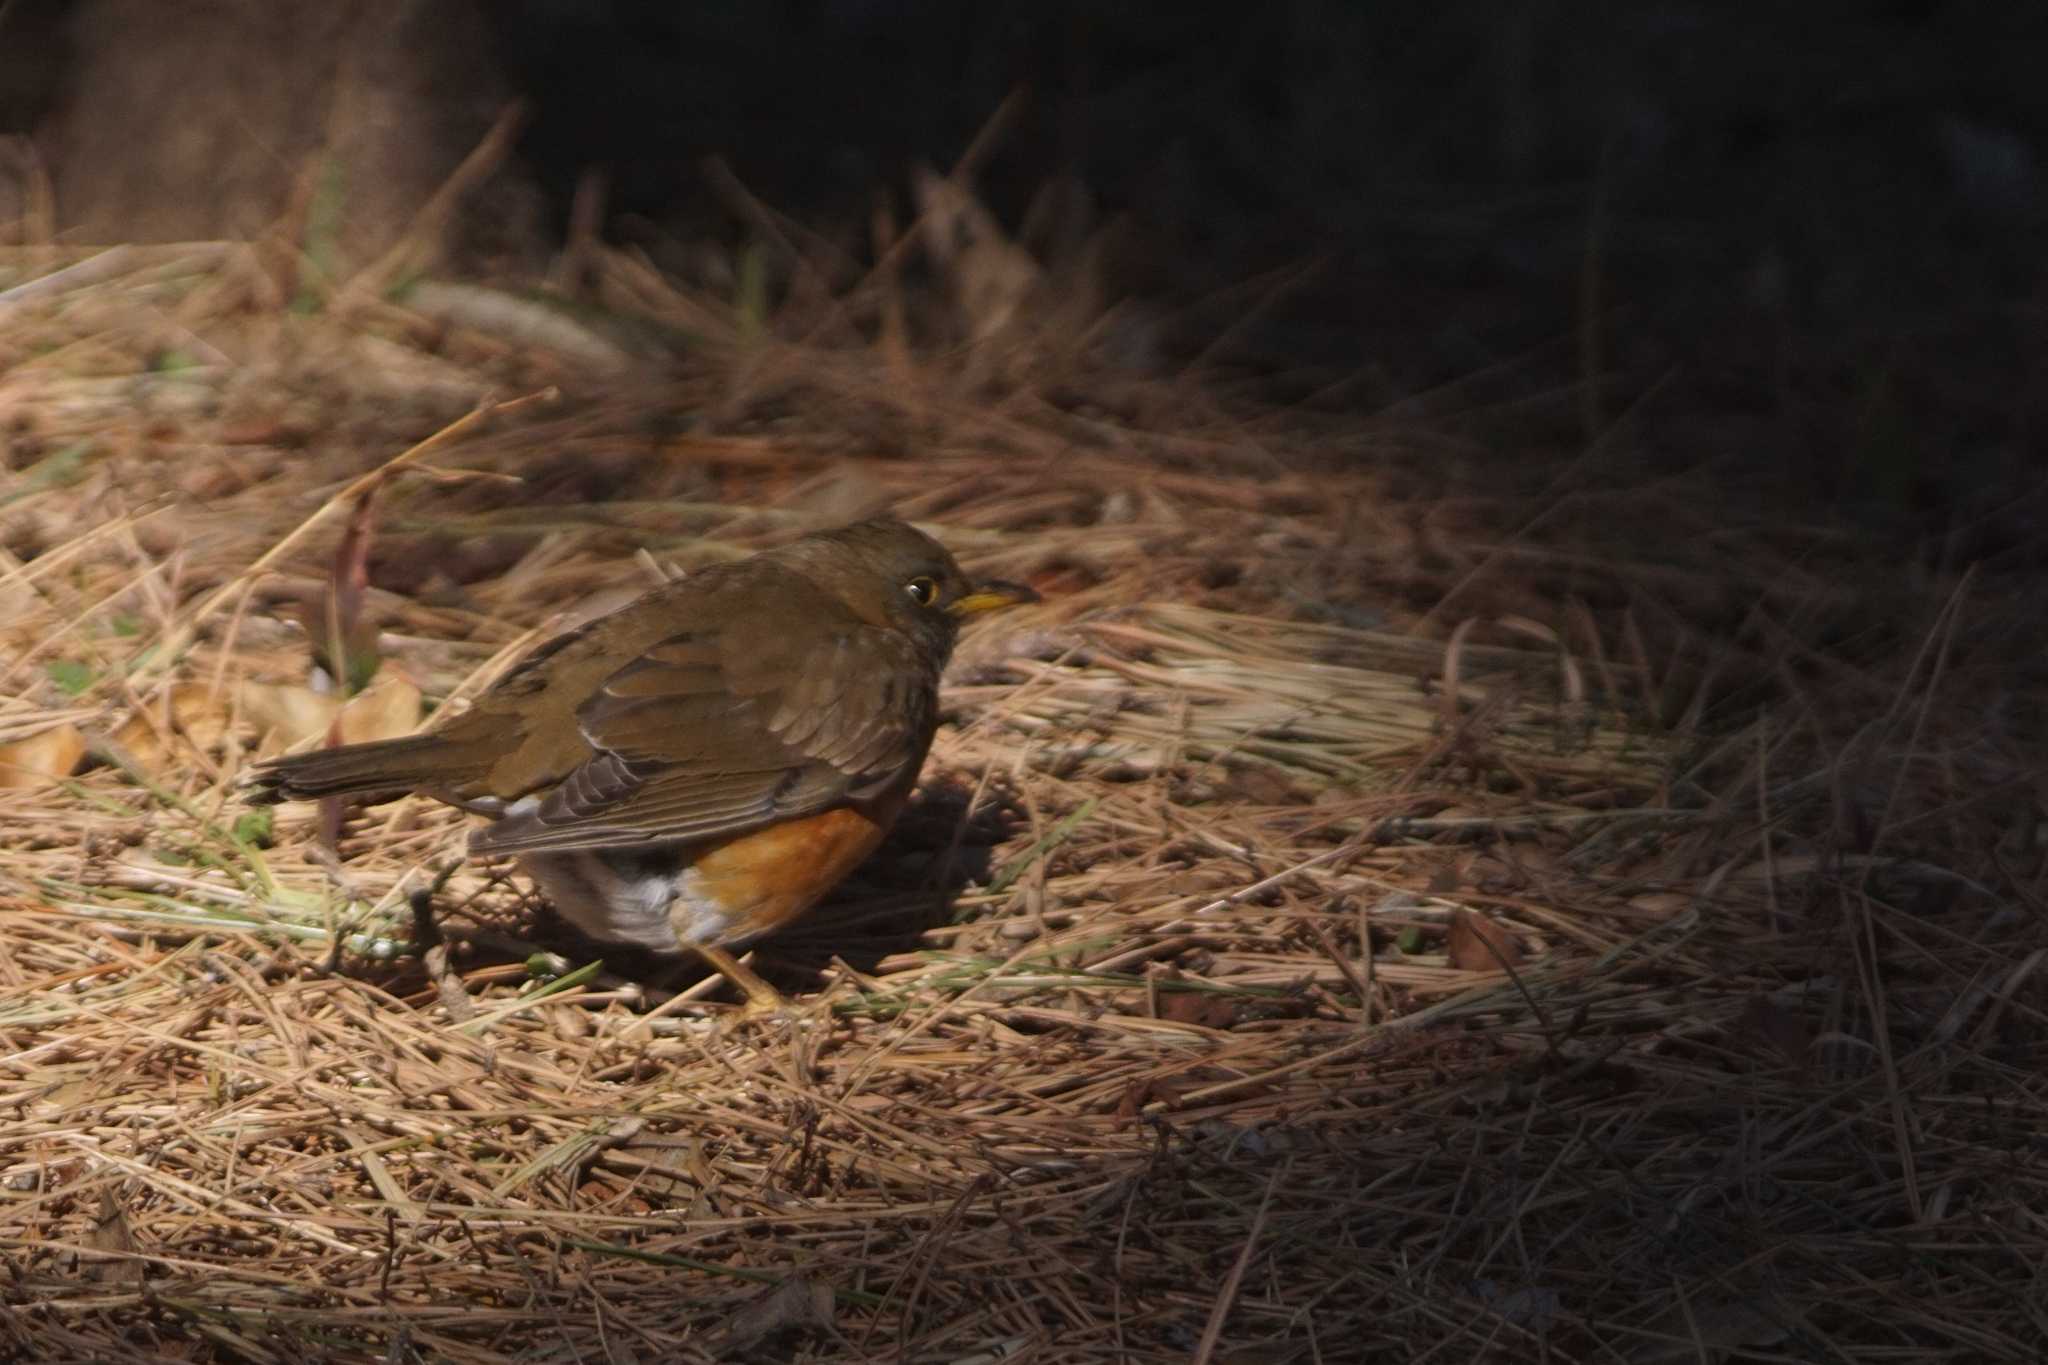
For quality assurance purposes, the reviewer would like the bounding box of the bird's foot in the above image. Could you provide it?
[694,944,791,1018]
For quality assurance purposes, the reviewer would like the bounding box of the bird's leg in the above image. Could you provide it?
[693,944,788,1016]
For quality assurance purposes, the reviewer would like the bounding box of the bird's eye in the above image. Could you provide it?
[904,576,938,606]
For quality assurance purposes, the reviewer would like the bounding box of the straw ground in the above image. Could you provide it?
[0,233,2043,1363]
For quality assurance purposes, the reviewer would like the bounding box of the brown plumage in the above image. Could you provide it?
[247,517,1035,1005]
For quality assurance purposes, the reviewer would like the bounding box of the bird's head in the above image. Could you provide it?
[782,516,1038,662]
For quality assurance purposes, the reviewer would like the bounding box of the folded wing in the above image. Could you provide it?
[467,617,934,857]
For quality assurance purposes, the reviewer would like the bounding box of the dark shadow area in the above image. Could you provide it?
[467,2,2048,568]
[5,1,2041,562]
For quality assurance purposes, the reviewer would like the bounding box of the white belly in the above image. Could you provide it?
[516,847,748,953]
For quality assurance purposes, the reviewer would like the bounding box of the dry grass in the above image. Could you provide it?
[0,233,2043,1365]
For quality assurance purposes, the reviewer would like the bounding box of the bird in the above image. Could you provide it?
[245,516,1037,1009]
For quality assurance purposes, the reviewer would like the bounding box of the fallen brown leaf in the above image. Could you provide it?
[717,1275,834,1353]
[1161,990,1237,1030]
[0,723,87,789]
[335,669,423,745]
[110,683,230,774]
[1447,908,1524,973]
[239,680,343,756]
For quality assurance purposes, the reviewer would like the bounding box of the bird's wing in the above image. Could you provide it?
[466,618,935,857]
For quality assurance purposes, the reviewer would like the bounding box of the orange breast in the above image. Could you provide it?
[686,793,907,940]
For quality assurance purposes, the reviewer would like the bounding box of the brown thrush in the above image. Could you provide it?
[246,516,1036,1007]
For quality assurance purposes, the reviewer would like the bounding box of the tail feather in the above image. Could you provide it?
[244,735,488,806]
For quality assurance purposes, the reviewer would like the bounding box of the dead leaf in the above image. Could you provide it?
[717,1275,834,1353]
[335,669,423,745]
[0,724,86,789]
[1217,761,1311,806]
[1160,990,1237,1030]
[1113,1074,1222,1123]
[83,1187,144,1286]
[110,684,230,774]
[1447,909,1524,972]
[239,680,342,755]
[1624,891,1692,921]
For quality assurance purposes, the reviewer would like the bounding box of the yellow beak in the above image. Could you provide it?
[948,579,1039,617]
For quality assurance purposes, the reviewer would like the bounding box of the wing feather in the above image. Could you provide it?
[468,620,933,857]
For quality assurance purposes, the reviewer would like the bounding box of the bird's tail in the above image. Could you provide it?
[243,735,492,806]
